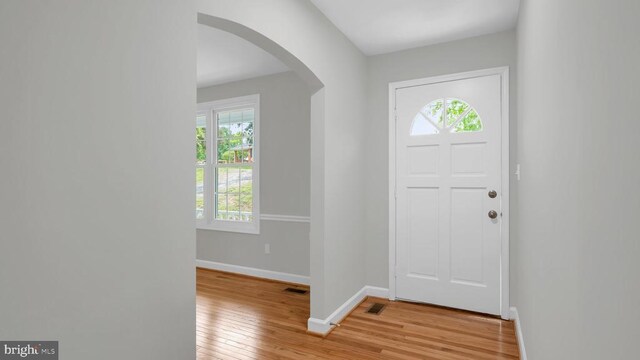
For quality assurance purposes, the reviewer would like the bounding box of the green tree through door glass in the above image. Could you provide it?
[410,98,483,136]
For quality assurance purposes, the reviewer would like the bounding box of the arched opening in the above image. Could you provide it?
[197,14,323,92]
[194,12,325,340]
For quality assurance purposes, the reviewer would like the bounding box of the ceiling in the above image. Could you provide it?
[197,24,289,88]
[310,0,520,55]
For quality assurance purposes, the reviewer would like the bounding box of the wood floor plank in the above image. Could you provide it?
[196,267,519,359]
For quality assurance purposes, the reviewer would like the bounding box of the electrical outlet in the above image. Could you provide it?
[264,244,270,254]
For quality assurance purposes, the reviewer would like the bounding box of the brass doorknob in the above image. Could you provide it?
[488,210,498,219]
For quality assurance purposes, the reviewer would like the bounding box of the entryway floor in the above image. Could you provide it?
[196,268,519,359]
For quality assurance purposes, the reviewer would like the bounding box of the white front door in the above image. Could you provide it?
[394,72,505,315]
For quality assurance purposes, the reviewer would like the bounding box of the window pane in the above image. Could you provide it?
[196,116,206,165]
[216,167,228,194]
[240,167,253,221]
[241,137,254,163]
[217,108,254,165]
[196,115,207,128]
[227,140,243,164]
[227,167,240,219]
[226,167,240,194]
[413,98,483,135]
[242,109,254,122]
[229,109,243,124]
[446,98,470,127]
[217,139,233,164]
[216,111,229,133]
[242,121,254,140]
[213,166,252,222]
[420,99,444,128]
[218,110,244,139]
[217,112,229,138]
[216,193,228,220]
[196,168,204,219]
[212,106,256,224]
[452,109,483,133]
[229,121,243,138]
[410,113,439,136]
[214,167,241,221]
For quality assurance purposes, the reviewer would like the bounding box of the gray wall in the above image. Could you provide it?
[197,71,311,277]
[365,30,518,292]
[0,1,196,359]
[515,0,640,358]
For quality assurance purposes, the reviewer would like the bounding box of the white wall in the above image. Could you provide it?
[0,1,196,360]
[196,72,310,277]
[365,30,517,291]
[516,0,640,358]
[198,0,368,320]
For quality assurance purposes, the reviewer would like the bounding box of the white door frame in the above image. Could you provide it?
[388,67,510,319]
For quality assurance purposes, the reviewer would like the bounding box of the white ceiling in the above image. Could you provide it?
[310,0,520,55]
[197,24,289,88]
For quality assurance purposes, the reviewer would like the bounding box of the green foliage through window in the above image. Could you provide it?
[196,127,206,164]
[196,105,256,224]
[216,109,254,164]
[453,109,482,133]
[414,98,483,135]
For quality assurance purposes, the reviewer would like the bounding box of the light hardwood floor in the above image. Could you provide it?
[196,268,519,359]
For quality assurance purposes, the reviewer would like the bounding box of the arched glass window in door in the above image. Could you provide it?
[410,98,483,136]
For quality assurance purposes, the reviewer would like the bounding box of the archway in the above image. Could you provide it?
[196,12,326,329]
[197,14,323,92]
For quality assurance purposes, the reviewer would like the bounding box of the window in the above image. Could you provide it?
[196,94,260,234]
[410,98,483,136]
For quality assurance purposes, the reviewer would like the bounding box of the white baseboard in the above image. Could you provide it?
[510,307,527,360]
[196,259,310,285]
[307,286,390,336]
[366,286,390,299]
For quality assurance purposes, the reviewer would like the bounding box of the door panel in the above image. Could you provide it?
[395,74,502,315]
[408,146,438,175]
[407,188,439,279]
[451,142,486,175]
[450,188,485,285]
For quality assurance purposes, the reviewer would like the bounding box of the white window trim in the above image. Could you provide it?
[197,94,260,234]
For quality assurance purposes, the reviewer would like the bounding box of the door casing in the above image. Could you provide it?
[388,67,510,319]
